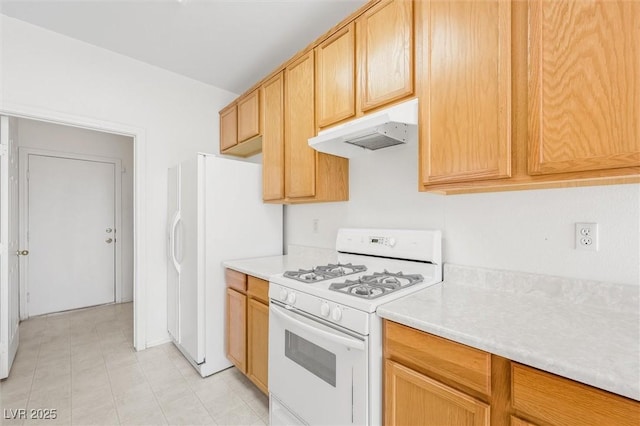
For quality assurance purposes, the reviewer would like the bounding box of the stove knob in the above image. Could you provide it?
[320,302,330,317]
[331,306,342,321]
[286,292,297,305]
[388,237,397,247]
[279,288,288,301]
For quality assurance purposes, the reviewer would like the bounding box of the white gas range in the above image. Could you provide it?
[268,228,442,426]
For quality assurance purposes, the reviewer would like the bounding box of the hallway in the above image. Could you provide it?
[0,303,268,425]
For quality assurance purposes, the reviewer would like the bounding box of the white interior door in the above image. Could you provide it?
[26,154,116,316]
[0,116,20,379]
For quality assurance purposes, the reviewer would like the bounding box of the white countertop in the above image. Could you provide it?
[377,264,640,401]
[222,245,338,281]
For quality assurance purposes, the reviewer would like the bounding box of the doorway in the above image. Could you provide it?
[21,151,122,317]
[0,105,146,371]
[14,118,134,321]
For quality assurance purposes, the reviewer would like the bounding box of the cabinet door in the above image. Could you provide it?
[316,23,356,128]
[220,104,238,151]
[528,0,640,175]
[285,51,316,198]
[419,0,512,185]
[512,363,640,426]
[226,288,246,373]
[247,298,269,395]
[237,89,261,143]
[358,0,413,112]
[385,360,490,426]
[262,73,285,201]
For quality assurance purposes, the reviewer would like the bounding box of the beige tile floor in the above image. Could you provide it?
[0,303,268,426]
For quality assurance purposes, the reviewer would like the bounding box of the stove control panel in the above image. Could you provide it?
[369,236,396,247]
[269,283,370,335]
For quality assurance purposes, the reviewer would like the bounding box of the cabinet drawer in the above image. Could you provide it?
[384,320,491,396]
[512,363,640,426]
[225,268,247,292]
[247,276,269,304]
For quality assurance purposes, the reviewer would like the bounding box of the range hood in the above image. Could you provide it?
[309,98,418,158]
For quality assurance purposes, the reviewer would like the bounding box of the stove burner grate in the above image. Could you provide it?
[329,270,423,299]
[283,263,367,283]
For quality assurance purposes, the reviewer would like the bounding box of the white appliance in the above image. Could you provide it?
[308,98,418,158]
[167,154,282,377]
[268,228,442,425]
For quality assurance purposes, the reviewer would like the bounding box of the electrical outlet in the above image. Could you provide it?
[313,219,319,234]
[575,223,598,251]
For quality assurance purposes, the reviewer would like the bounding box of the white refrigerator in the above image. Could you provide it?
[167,154,282,377]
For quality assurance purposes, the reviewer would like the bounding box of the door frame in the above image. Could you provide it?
[0,103,147,351]
[18,148,123,319]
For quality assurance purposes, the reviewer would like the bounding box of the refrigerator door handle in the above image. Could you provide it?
[170,212,182,273]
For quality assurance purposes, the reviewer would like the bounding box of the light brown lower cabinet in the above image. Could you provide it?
[247,295,269,394]
[511,363,640,426]
[226,288,246,372]
[225,269,269,395]
[385,359,489,426]
[384,320,640,426]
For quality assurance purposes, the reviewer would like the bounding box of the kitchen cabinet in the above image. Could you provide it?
[384,319,640,425]
[219,104,237,152]
[315,23,356,129]
[417,0,511,185]
[219,89,263,157]
[511,363,640,426]
[528,0,639,175]
[262,72,285,201]
[237,89,261,143]
[419,0,639,194]
[225,269,270,395]
[285,51,349,202]
[384,320,507,425]
[385,359,489,426]
[226,287,246,373]
[357,0,414,112]
[247,276,269,394]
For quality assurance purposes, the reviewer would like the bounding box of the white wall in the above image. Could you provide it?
[0,15,237,346]
[16,118,135,301]
[285,141,640,286]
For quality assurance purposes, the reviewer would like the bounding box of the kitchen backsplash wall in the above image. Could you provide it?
[285,142,640,286]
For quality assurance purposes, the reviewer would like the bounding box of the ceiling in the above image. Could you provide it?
[0,0,367,94]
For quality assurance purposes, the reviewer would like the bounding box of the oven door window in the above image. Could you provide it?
[285,330,336,387]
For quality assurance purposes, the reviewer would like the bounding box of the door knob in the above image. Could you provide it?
[16,250,29,256]
[105,238,113,244]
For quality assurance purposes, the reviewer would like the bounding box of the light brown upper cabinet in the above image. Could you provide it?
[262,72,285,202]
[418,0,512,186]
[219,104,238,152]
[285,52,317,198]
[285,52,349,203]
[357,0,414,112]
[528,0,640,175]
[219,89,263,157]
[237,89,262,143]
[315,23,356,129]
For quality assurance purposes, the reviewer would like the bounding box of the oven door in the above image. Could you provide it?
[269,301,368,426]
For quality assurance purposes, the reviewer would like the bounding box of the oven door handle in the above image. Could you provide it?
[271,305,366,351]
